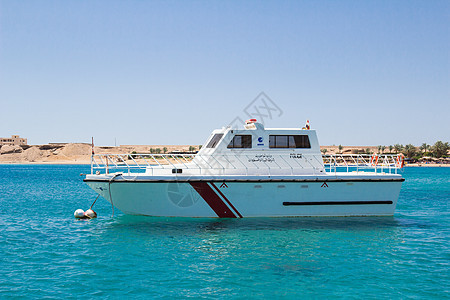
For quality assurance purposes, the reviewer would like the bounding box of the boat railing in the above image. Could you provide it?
[322,154,403,175]
[90,153,404,176]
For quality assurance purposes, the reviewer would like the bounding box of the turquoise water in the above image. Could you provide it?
[0,165,448,299]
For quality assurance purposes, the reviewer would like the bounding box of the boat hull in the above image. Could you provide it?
[84,178,403,217]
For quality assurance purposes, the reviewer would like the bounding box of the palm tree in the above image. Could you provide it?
[389,145,393,153]
[321,148,328,155]
[378,145,382,154]
[163,147,168,154]
[338,145,343,154]
[431,141,450,158]
[394,144,403,154]
[403,144,417,159]
[381,146,386,153]
[420,143,429,154]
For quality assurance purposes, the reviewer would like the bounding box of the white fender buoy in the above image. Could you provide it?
[84,209,97,219]
[74,209,85,219]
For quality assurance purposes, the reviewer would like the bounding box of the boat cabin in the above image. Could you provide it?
[192,120,325,175]
[89,118,403,178]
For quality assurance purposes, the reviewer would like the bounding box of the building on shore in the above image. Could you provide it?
[0,135,27,146]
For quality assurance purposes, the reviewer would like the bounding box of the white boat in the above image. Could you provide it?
[84,120,405,217]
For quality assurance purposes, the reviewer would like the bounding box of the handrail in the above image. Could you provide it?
[89,153,403,176]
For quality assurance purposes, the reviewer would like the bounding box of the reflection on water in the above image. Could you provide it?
[105,215,403,232]
[91,212,403,237]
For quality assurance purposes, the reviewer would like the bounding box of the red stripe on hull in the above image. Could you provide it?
[210,183,243,218]
[189,182,237,218]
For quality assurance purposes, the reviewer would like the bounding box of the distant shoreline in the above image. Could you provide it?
[0,143,448,166]
[0,162,448,168]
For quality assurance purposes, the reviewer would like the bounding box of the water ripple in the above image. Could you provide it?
[0,165,448,298]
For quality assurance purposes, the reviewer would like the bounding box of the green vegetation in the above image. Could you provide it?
[383,141,449,160]
[420,143,430,154]
[394,144,403,154]
[331,141,449,162]
[431,141,450,158]
[148,148,161,154]
[403,144,417,159]
[377,145,387,154]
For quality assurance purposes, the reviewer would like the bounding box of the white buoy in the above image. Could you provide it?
[74,209,85,219]
[84,209,97,219]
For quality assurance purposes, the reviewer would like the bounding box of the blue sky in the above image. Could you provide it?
[1,1,448,146]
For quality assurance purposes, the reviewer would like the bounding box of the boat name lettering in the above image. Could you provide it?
[290,153,303,159]
[248,154,275,163]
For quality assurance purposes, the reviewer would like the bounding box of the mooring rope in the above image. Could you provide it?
[90,194,100,210]
[108,173,122,217]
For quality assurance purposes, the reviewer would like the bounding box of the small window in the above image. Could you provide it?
[269,135,311,148]
[206,134,224,148]
[227,135,252,148]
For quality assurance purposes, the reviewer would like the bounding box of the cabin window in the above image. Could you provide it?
[290,135,311,148]
[206,133,224,148]
[227,135,252,148]
[269,135,311,148]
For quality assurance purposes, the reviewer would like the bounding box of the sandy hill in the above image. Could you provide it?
[0,143,199,164]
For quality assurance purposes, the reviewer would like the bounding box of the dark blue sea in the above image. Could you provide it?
[0,165,448,298]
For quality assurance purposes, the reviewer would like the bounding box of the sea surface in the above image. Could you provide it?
[0,165,448,299]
